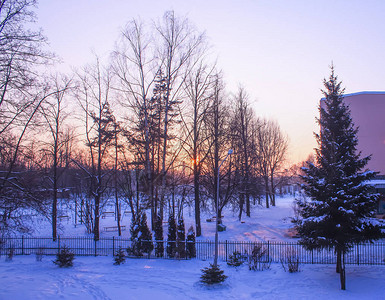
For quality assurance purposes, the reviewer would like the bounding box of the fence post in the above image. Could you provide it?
[225,240,228,262]
[113,236,115,256]
[311,249,314,264]
[357,243,359,265]
[94,239,97,257]
[267,241,270,262]
[21,236,24,255]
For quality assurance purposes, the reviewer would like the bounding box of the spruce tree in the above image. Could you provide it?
[186,225,196,258]
[296,66,382,290]
[53,246,75,268]
[138,212,153,255]
[166,213,177,258]
[200,264,227,285]
[128,214,142,256]
[176,217,186,258]
[154,214,164,257]
[113,247,126,265]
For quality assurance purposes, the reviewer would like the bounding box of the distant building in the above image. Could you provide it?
[321,91,385,175]
[321,91,385,215]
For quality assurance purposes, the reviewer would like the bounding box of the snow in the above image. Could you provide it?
[30,195,298,242]
[2,195,385,299]
[1,255,385,299]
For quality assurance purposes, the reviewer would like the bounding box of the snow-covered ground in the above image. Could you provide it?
[2,195,385,299]
[32,195,297,242]
[1,255,385,299]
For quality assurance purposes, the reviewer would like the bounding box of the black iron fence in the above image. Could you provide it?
[1,236,385,265]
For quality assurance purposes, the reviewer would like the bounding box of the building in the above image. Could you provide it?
[322,91,385,215]
[321,91,385,174]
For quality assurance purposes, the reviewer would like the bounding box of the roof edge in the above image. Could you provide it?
[321,91,385,101]
[344,91,385,97]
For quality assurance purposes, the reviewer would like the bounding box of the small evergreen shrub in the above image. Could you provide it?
[113,247,126,265]
[154,214,164,257]
[281,247,300,273]
[186,226,196,258]
[200,264,227,285]
[248,244,271,271]
[227,251,247,267]
[5,245,14,262]
[127,214,143,257]
[139,212,153,255]
[166,213,177,258]
[176,217,186,259]
[36,247,44,262]
[53,246,75,268]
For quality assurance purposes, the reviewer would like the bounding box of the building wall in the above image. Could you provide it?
[321,92,385,175]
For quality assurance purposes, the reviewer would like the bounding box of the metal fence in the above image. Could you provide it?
[1,236,385,265]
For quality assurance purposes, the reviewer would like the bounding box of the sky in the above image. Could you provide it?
[35,0,385,164]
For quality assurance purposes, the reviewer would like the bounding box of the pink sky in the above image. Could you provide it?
[36,0,385,164]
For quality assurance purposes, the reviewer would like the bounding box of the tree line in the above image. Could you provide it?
[0,1,289,241]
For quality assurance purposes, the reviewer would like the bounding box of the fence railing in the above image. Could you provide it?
[1,236,385,265]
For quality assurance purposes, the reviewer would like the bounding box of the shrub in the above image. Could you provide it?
[200,264,227,285]
[186,226,196,258]
[53,246,75,268]
[227,251,247,267]
[36,247,44,262]
[248,244,271,271]
[166,214,177,258]
[281,247,300,273]
[127,214,143,257]
[113,247,126,265]
[176,217,186,259]
[154,214,164,258]
[139,212,153,255]
[5,245,14,262]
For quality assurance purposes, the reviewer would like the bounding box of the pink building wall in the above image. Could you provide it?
[321,92,385,175]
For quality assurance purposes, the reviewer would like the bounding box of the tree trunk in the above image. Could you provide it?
[52,143,58,241]
[340,260,346,290]
[264,177,270,208]
[336,248,346,290]
[336,248,341,273]
[194,166,201,236]
[94,193,100,241]
[270,173,276,206]
[238,193,244,221]
[52,184,57,241]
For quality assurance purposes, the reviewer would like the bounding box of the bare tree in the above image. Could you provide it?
[0,0,56,236]
[230,87,255,219]
[202,74,235,226]
[39,74,73,241]
[112,12,206,228]
[255,119,288,207]
[112,19,157,227]
[75,58,115,241]
[180,62,215,236]
[155,11,206,221]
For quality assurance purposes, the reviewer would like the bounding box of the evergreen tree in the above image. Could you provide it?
[128,214,142,256]
[227,251,246,267]
[138,212,153,255]
[166,213,177,258]
[154,214,164,257]
[296,66,382,290]
[200,264,227,285]
[53,246,75,268]
[176,217,186,258]
[113,247,126,265]
[186,225,196,258]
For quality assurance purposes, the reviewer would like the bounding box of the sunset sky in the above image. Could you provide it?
[36,0,385,164]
